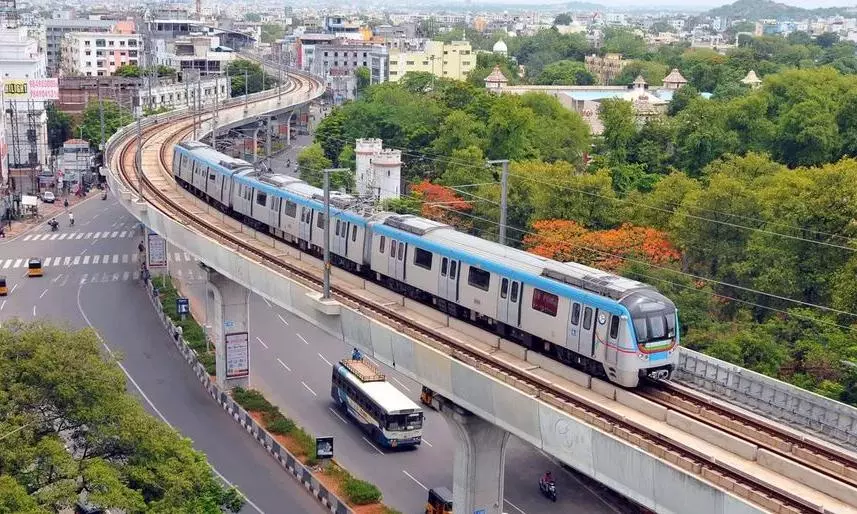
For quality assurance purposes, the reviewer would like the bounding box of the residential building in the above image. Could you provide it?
[355,138,401,202]
[60,31,142,77]
[59,138,94,190]
[154,35,235,76]
[387,40,473,82]
[295,33,337,70]
[45,19,115,77]
[584,53,627,85]
[311,39,389,97]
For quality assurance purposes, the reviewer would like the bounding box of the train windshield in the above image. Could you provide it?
[620,290,678,344]
[633,313,676,344]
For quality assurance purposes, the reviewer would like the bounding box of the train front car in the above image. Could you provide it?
[617,289,679,386]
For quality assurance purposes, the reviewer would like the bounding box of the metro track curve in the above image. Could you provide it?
[109,70,856,514]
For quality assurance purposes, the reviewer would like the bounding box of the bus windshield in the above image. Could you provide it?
[386,412,423,431]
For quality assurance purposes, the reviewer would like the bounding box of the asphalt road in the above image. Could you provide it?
[0,195,326,514]
[176,264,631,514]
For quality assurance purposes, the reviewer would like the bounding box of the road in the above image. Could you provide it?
[0,195,326,514]
[175,261,634,514]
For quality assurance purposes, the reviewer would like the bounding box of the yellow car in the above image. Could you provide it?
[27,258,43,277]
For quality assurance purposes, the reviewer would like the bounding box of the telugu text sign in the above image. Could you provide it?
[3,79,59,101]
[225,332,250,378]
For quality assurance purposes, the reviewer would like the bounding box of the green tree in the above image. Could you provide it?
[0,321,244,513]
[612,60,669,86]
[432,110,486,157]
[438,146,490,187]
[485,95,536,161]
[297,143,332,187]
[536,60,595,85]
[519,92,590,164]
[602,28,648,59]
[598,98,637,164]
[554,13,572,25]
[355,67,371,94]
[227,60,276,97]
[114,64,141,77]
[244,12,261,22]
[260,23,285,44]
[79,100,133,149]
[46,104,74,150]
[667,84,699,115]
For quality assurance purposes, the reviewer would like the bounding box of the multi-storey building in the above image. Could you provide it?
[60,31,142,77]
[311,39,388,101]
[387,40,473,82]
[584,53,627,85]
[154,35,236,76]
[45,19,115,77]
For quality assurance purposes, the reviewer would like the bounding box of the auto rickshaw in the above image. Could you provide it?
[0,276,7,295]
[27,258,43,277]
[420,386,441,411]
[425,487,453,514]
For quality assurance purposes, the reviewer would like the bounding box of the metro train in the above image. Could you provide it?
[173,141,679,388]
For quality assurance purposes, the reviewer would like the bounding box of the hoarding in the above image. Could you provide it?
[3,78,60,101]
[225,332,250,378]
[147,231,167,267]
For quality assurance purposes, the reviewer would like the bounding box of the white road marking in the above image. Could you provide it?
[80,274,88,284]
[72,256,80,265]
[392,377,411,392]
[261,297,272,308]
[122,254,129,264]
[32,305,36,317]
[52,273,64,283]
[112,272,120,281]
[80,248,87,255]
[504,498,527,514]
[39,289,48,299]
[85,232,92,239]
[58,233,67,240]
[120,231,127,238]
[173,252,181,262]
[361,437,384,455]
[43,257,52,266]
[10,284,17,294]
[93,255,100,264]
[13,259,22,268]
[421,438,433,448]
[0,300,5,311]
[75,233,83,240]
[110,231,118,237]
[2,260,10,269]
[301,381,317,397]
[402,470,428,491]
[277,314,289,326]
[102,254,110,263]
[93,232,101,239]
[63,256,71,266]
[112,254,119,263]
[131,253,138,263]
[328,407,348,424]
[122,271,130,281]
[23,234,32,241]
[255,337,269,349]
[276,358,291,372]
[297,333,309,345]
[73,285,265,514]
[83,256,91,265]
[318,353,332,366]
[50,234,58,240]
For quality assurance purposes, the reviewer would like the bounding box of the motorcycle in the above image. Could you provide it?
[48,219,59,232]
[539,478,557,502]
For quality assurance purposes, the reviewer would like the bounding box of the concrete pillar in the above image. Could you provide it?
[441,405,510,514]
[205,269,251,390]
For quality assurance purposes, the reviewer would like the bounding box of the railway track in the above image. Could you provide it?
[109,70,857,514]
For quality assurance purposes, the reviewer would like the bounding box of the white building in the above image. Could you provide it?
[59,138,94,190]
[138,75,229,116]
[60,32,143,77]
[0,26,49,192]
[154,35,236,75]
[355,138,401,202]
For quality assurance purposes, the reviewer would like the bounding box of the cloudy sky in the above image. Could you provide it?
[482,0,857,6]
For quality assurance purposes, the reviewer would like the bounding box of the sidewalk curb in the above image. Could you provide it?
[142,279,353,514]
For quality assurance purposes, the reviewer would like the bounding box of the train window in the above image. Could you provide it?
[609,316,620,339]
[449,261,457,279]
[335,219,341,236]
[352,226,357,242]
[397,243,404,260]
[634,318,647,342]
[379,236,386,253]
[317,213,325,229]
[256,191,267,205]
[284,201,297,217]
[500,278,508,299]
[583,307,593,330]
[414,248,432,270]
[390,240,397,256]
[510,282,519,303]
[532,288,558,317]
[209,173,215,181]
[467,267,490,292]
[571,303,581,325]
[441,258,448,277]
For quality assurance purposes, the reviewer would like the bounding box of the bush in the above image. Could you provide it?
[265,414,296,435]
[343,477,382,505]
[198,352,216,376]
[232,388,275,413]
[292,427,317,464]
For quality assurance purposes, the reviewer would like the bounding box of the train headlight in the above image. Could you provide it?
[638,353,648,360]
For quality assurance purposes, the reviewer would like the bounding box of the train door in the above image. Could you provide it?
[387,240,398,278]
[299,207,312,242]
[395,241,407,281]
[605,315,620,366]
[567,302,582,354]
[332,219,349,255]
[496,278,522,327]
[269,197,280,229]
[579,306,596,357]
[438,257,459,302]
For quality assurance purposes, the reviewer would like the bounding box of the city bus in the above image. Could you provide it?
[330,359,423,448]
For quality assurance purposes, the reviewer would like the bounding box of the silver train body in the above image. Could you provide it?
[174,141,679,387]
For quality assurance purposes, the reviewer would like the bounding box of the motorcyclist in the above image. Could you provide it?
[49,218,58,231]
[352,347,362,361]
[541,471,554,485]
[68,212,74,226]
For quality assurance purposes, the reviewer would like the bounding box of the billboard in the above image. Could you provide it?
[147,231,167,268]
[3,78,60,101]
[225,332,250,378]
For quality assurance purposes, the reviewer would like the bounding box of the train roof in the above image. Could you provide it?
[177,141,254,171]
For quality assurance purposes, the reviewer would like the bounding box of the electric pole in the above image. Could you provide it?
[265,115,272,158]
[487,159,509,245]
[244,69,249,114]
[211,74,218,150]
[322,168,349,299]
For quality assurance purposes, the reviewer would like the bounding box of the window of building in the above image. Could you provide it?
[532,289,558,317]
[390,71,397,75]
[414,248,432,270]
[390,60,398,65]
[422,61,428,65]
[468,267,490,291]
[95,39,105,46]
[406,60,414,65]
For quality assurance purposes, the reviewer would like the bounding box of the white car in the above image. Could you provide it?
[41,191,56,203]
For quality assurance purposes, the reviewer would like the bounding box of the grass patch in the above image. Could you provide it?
[343,477,382,505]
[153,275,215,375]
[231,387,316,463]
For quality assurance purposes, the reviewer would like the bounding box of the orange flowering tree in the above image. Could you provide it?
[410,180,472,228]
[524,219,681,271]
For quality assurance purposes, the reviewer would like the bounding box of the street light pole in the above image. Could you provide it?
[487,159,509,245]
[322,168,349,300]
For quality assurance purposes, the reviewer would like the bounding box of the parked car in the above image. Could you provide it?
[41,191,55,203]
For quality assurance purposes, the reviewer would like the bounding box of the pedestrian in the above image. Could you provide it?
[138,241,145,253]
[63,198,69,209]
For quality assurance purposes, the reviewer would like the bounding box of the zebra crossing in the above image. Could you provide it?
[0,251,197,269]
[21,230,137,242]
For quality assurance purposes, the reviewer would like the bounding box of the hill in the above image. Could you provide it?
[706,0,853,20]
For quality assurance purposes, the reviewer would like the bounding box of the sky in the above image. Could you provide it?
[476,0,857,6]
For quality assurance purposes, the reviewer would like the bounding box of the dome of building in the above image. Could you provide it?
[492,39,508,54]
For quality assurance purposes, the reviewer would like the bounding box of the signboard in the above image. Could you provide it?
[315,436,334,459]
[147,232,167,268]
[176,297,189,315]
[225,332,249,378]
[21,195,38,206]
[3,79,59,101]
